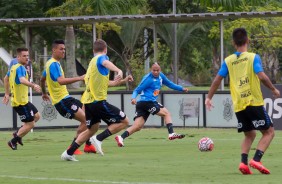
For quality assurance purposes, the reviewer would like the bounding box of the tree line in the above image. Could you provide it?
[0,0,282,89]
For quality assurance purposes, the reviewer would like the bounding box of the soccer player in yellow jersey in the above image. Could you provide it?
[61,39,132,160]
[2,48,41,150]
[40,40,96,154]
[205,28,280,175]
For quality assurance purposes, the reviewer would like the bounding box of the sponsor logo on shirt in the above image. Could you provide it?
[240,89,251,98]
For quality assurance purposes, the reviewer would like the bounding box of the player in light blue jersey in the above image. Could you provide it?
[115,62,189,147]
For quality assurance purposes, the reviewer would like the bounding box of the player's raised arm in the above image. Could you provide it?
[57,74,85,85]
[102,60,123,79]
[161,72,188,92]
[109,74,134,87]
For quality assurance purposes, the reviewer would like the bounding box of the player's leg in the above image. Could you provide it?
[115,102,148,147]
[62,102,100,160]
[124,116,146,137]
[248,106,273,174]
[236,108,254,174]
[9,102,38,150]
[16,121,35,138]
[62,123,99,161]
[239,130,256,174]
[93,101,127,153]
[73,104,96,153]
[34,112,40,122]
[116,116,146,147]
[249,126,274,174]
[73,106,87,136]
[9,121,35,150]
[156,105,185,140]
[13,111,40,146]
[108,117,129,134]
[257,126,275,153]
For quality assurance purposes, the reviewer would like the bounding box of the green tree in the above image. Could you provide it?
[209,3,282,83]
[194,0,264,11]
[0,0,64,84]
[156,23,205,77]
[47,0,147,89]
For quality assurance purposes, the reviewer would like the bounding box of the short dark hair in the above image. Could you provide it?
[93,39,107,53]
[232,28,248,46]
[52,39,65,49]
[16,48,28,55]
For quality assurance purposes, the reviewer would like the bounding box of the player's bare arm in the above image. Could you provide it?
[257,72,280,98]
[205,75,223,110]
[131,98,137,105]
[19,77,41,92]
[57,74,85,85]
[182,87,189,92]
[102,60,123,81]
[108,75,134,87]
[2,75,10,105]
[40,76,50,101]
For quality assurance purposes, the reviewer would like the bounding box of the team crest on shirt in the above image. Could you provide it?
[119,111,125,118]
[223,98,233,121]
[41,100,57,121]
[71,105,78,111]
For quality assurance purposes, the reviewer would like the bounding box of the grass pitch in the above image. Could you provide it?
[0,128,281,184]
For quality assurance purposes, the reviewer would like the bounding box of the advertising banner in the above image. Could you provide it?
[262,84,282,130]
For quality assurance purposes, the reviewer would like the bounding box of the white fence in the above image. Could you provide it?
[0,87,281,130]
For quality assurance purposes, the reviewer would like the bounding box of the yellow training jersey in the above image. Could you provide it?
[81,54,110,104]
[9,64,29,107]
[225,52,264,112]
[45,58,69,105]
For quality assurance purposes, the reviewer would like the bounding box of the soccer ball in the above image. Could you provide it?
[198,137,214,152]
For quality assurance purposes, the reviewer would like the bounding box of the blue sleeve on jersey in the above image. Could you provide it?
[97,55,110,76]
[132,74,151,99]
[160,73,183,91]
[253,54,264,74]
[16,66,27,84]
[9,58,18,70]
[6,71,10,77]
[42,70,46,78]
[217,61,228,77]
[17,66,27,78]
[49,62,62,81]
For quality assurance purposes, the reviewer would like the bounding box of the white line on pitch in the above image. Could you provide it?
[0,175,178,184]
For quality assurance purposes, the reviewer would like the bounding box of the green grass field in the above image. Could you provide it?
[0,128,281,184]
